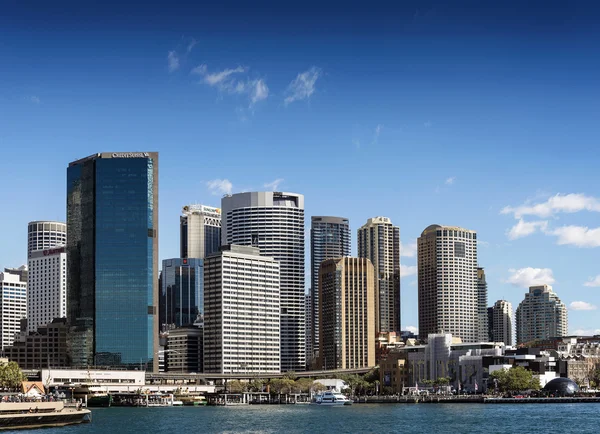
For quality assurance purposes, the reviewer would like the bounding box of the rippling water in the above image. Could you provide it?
[23,403,600,434]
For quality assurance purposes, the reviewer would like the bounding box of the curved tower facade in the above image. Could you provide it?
[222,192,305,371]
[28,221,67,257]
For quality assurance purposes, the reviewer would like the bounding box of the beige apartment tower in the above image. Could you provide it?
[492,300,513,346]
[516,285,567,345]
[418,225,479,343]
[357,217,400,334]
[318,257,376,370]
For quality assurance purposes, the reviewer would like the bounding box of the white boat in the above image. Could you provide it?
[312,391,353,406]
[0,401,91,430]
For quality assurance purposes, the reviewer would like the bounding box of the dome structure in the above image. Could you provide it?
[543,377,580,396]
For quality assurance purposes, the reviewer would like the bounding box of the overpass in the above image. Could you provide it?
[145,367,373,383]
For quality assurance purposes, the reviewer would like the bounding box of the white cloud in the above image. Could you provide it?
[284,66,321,105]
[206,179,232,196]
[264,178,284,191]
[501,193,600,219]
[400,264,417,277]
[445,177,456,185]
[477,240,490,247]
[506,219,549,240]
[195,65,247,86]
[570,301,597,311]
[400,241,417,257]
[250,79,269,105]
[571,328,600,336]
[30,96,41,104]
[167,51,180,72]
[423,121,432,128]
[584,275,600,287]
[404,325,418,334]
[370,124,384,145]
[507,267,555,288]
[548,225,600,248]
[186,38,197,53]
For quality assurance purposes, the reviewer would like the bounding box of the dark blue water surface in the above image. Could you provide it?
[24,403,600,434]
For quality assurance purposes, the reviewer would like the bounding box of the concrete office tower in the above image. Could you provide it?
[477,268,489,342]
[160,258,203,330]
[516,285,568,345]
[304,292,312,366]
[487,307,494,342]
[180,205,221,259]
[357,217,400,334]
[318,257,376,370]
[0,268,27,350]
[221,192,305,371]
[418,225,478,343]
[27,246,67,333]
[204,245,280,374]
[27,221,67,258]
[310,216,350,361]
[492,300,513,345]
[67,152,158,369]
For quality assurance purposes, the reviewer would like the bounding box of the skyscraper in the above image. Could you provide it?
[204,245,280,374]
[477,268,489,342]
[310,216,350,361]
[160,258,203,330]
[67,152,158,369]
[357,217,400,334]
[492,300,513,345]
[318,257,376,370]
[180,204,221,259]
[418,225,478,343]
[221,192,305,371]
[28,246,67,333]
[0,268,27,350]
[516,285,568,345]
[27,221,67,258]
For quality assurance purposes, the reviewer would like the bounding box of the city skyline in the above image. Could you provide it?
[1,2,599,336]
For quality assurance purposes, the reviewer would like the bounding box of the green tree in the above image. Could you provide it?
[295,377,314,393]
[489,366,540,392]
[434,377,451,386]
[248,378,266,392]
[312,381,327,393]
[0,362,26,391]
[226,380,246,393]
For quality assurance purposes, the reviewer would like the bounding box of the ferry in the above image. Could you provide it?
[0,401,91,430]
[72,384,112,407]
[312,391,353,406]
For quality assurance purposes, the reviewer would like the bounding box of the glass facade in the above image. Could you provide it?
[67,153,158,368]
[160,258,203,330]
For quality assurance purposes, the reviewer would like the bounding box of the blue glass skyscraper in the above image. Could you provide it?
[67,152,158,369]
[160,258,203,330]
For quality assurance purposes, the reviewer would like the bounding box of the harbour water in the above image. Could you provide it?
[21,403,599,433]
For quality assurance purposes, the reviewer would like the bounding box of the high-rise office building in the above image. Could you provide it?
[0,268,27,350]
[221,192,305,371]
[318,257,376,370]
[487,307,494,342]
[477,268,489,342]
[180,204,221,259]
[27,221,67,258]
[67,152,158,369]
[418,225,478,343]
[204,245,280,374]
[357,217,400,334]
[492,300,513,345]
[516,285,567,345]
[27,246,67,333]
[160,258,203,330]
[310,216,350,361]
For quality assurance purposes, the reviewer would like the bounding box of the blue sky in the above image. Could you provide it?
[1,1,600,335]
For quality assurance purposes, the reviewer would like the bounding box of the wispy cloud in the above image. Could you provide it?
[167,51,180,73]
[445,177,456,185]
[584,275,600,287]
[423,121,432,128]
[507,219,549,240]
[29,96,41,104]
[507,267,555,288]
[400,264,417,277]
[400,241,417,257]
[192,64,268,107]
[571,328,600,336]
[404,325,418,334]
[570,301,597,311]
[502,193,600,219]
[264,178,284,191]
[206,179,233,196]
[370,124,384,145]
[284,66,321,105]
[186,38,198,53]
